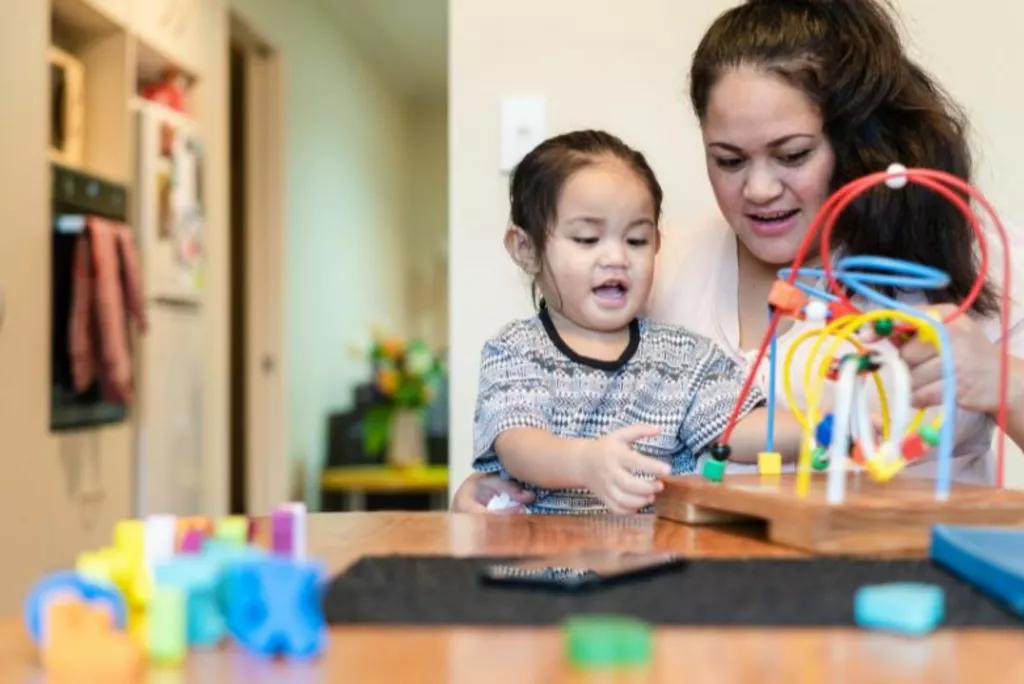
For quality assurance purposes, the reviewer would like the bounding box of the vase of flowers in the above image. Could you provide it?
[361,330,444,468]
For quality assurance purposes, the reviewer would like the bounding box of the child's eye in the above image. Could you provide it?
[713,157,744,171]
[572,237,599,245]
[778,150,811,165]
[627,238,649,247]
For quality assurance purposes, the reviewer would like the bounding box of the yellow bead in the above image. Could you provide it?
[758,452,782,476]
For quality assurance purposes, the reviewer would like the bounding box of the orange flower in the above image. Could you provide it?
[376,368,399,396]
[379,337,405,359]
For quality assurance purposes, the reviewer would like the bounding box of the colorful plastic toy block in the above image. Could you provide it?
[24,571,127,646]
[154,556,225,648]
[40,597,143,680]
[931,524,1024,619]
[271,507,294,557]
[854,583,944,636]
[147,585,187,665]
[215,516,249,546]
[222,556,326,659]
[176,517,214,551]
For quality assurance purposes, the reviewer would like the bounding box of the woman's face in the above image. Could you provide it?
[701,66,836,266]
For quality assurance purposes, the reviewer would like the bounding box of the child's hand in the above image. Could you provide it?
[581,424,671,514]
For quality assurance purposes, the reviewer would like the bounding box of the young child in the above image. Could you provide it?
[472,129,799,515]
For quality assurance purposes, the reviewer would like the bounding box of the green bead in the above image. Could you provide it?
[873,318,894,336]
[564,615,652,669]
[812,446,830,471]
[919,425,941,447]
[702,458,726,482]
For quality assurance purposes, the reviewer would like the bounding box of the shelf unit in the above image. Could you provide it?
[45,0,205,550]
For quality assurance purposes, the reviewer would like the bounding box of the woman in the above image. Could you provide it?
[452,0,1024,513]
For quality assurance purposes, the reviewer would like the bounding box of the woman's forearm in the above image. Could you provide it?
[1002,356,1024,450]
[726,407,804,463]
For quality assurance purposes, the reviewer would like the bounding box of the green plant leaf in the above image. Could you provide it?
[363,406,392,456]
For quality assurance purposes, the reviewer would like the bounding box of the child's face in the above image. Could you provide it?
[539,157,659,333]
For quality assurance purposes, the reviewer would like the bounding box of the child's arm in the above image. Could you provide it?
[493,428,589,488]
[495,423,668,491]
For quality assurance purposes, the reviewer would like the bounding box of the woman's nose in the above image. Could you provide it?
[743,163,784,204]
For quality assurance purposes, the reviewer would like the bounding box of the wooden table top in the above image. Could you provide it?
[3,512,1023,683]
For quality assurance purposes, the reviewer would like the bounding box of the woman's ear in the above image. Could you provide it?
[504,225,540,275]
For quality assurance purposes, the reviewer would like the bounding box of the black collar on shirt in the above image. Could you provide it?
[537,299,640,371]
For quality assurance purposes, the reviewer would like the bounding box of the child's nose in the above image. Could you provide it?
[599,243,628,267]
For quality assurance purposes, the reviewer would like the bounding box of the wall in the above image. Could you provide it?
[447,0,1024,495]
[219,0,413,508]
[404,97,449,350]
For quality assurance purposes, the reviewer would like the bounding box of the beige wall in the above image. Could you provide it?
[213,0,417,509]
[447,0,1024,495]
[405,98,450,350]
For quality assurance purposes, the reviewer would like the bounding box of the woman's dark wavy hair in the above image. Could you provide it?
[690,0,997,314]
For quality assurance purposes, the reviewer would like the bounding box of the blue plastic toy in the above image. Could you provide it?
[931,524,1024,619]
[155,556,226,648]
[854,582,945,636]
[222,556,326,659]
[24,571,127,645]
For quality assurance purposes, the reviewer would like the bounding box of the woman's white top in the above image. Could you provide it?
[647,212,1024,484]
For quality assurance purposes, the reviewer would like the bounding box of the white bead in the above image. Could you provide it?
[885,163,908,189]
[804,299,829,324]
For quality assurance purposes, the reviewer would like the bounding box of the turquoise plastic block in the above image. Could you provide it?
[155,556,225,648]
[200,539,266,611]
[222,556,326,659]
[931,524,1024,619]
[854,583,944,636]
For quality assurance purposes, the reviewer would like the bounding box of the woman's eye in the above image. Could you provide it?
[714,157,744,170]
[779,150,811,165]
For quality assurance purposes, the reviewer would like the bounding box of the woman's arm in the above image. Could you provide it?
[726,407,804,463]
[899,303,1024,452]
[1004,356,1024,449]
[449,472,535,513]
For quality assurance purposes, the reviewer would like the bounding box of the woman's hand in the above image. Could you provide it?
[449,473,535,514]
[898,304,1004,414]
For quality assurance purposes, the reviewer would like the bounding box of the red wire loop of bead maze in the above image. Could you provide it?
[715,167,1013,488]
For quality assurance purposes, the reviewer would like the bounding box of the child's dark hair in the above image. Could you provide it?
[690,0,997,315]
[509,129,663,308]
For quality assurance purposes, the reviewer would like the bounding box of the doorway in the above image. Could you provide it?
[227,14,287,515]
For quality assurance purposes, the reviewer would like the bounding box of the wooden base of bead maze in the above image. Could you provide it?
[654,473,1024,556]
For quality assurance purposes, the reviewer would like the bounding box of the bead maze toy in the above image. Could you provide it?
[23,503,325,677]
[655,165,1024,554]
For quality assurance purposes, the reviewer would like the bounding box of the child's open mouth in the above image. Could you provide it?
[593,279,628,301]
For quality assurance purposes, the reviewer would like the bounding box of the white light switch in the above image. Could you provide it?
[500,97,546,173]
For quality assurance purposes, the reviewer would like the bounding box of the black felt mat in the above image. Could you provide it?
[321,555,1023,627]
